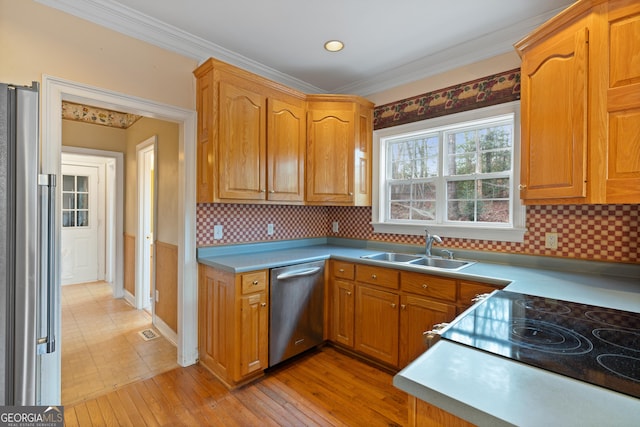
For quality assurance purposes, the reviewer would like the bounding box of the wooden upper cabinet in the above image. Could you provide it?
[306,95,374,206]
[516,0,640,204]
[267,98,305,201]
[218,75,267,200]
[193,58,306,204]
[519,24,589,201]
[606,0,640,202]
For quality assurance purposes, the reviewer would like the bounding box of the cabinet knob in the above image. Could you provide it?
[346,291,352,296]
[349,192,354,196]
[422,284,428,289]
[391,303,396,308]
[339,268,345,273]
[269,190,275,193]
[261,302,267,307]
[401,304,406,310]
[518,184,527,190]
[371,274,377,279]
[252,280,259,285]
[260,189,266,193]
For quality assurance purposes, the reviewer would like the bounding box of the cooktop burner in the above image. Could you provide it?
[441,290,640,399]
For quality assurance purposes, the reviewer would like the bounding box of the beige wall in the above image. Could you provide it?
[125,117,180,245]
[62,120,127,152]
[367,51,521,106]
[0,0,197,109]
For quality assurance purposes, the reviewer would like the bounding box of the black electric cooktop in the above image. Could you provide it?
[441,290,640,399]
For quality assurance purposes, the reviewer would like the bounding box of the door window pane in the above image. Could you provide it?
[62,174,90,228]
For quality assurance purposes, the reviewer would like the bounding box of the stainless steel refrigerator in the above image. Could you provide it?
[0,82,56,405]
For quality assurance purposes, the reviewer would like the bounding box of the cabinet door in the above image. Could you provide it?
[195,68,214,202]
[218,77,267,200]
[306,109,355,203]
[520,25,589,201]
[199,266,234,380]
[399,295,456,368]
[239,291,268,379]
[606,0,640,202]
[331,279,355,347]
[267,98,305,201]
[355,286,399,366]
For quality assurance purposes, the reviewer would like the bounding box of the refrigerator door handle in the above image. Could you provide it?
[37,173,56,354]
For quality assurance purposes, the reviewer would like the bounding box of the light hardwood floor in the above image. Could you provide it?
[63,282,409,426]
[64,346,409,426]
[62,282,178,405]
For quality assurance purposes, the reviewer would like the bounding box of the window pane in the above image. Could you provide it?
[77,193,88,209]
[480,150,511,173]
[413,181,436,200]
[63,175,75,192]
[478,200,509,223]
[76,175,89,192]
[447,180,475,200]
[389,183,411,200]
[77,211,89,227]
[390,201,410,220]
[447,200,475,221]
[63,193,75,209]
[479,125,512,150]
[411,201,435,220]
[62,211,74,227]
[413,137,439,178]
[479,178,510,199]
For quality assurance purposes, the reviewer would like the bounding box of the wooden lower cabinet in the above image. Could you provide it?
[354,285,400,366]
[198,264,269,388]
[409,396,475,427]
[400,295,456,368]
[331,279,355,347]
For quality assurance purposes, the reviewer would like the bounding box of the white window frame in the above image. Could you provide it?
[371,101,526,242]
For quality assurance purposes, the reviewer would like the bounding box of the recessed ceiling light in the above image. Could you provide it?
[324,40,344,52]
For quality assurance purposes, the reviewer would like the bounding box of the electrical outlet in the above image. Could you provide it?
[213,225,223,240]
[267,223,274,235]
[332,221,339,233]
[545,232,558,250]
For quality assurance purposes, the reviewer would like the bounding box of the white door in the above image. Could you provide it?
[60,164,99,285]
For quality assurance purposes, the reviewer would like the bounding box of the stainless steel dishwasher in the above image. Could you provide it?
[269,260,325,367]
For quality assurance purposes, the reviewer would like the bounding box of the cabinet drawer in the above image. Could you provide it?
[241,271,267,294]
[356,265,399,289]
[458,281,500,306]
[400,272,456,302]
[333,261,355,280]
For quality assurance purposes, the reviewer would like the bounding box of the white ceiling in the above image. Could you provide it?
[38,0,575,96]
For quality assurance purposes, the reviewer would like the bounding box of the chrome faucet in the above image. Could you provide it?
[424,229,442,257]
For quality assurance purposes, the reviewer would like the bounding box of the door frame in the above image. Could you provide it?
[40,75,197,404]
[136,136,157,311]
[61,148,124,295]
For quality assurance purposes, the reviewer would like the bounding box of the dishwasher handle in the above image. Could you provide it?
[276,267,322,280]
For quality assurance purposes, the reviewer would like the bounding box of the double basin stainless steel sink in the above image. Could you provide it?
[360,252,474,271]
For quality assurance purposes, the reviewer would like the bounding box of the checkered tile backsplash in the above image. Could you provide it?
[197,204,639,263]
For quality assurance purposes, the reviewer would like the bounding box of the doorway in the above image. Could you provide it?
[40,76,197,405]
[136,137,156,312]
[60,162,101,285]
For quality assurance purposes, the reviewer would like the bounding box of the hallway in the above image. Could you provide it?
[62,282,178,405]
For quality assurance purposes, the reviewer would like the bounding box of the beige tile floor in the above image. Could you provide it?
[61,281,178,405]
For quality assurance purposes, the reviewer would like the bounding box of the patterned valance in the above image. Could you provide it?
[374,68,521,130]
[62,101,141,129]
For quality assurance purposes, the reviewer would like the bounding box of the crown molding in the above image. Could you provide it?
[35,0,324,93]
[338,8,565,96]
[36,1,564,97]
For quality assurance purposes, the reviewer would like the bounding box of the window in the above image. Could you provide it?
[372,102,525,242]
[62,174,90,227]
